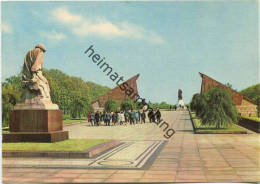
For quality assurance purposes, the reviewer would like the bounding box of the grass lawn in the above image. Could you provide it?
[3,139,110,152]
[2,127,9,134]
[63,119,88,125]
[242,116,260,123]
[191,112,248,133]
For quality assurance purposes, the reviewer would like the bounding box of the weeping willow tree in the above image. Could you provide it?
[70,92,93,118]
[200,87,238,128]
[120,98,135,111]
[190,93,207,117]
[104,99,118,113]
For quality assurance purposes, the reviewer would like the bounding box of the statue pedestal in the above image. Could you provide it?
[177,99,186,111]
[3,110,69,142]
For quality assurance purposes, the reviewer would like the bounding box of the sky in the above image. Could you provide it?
[1,1,259,104]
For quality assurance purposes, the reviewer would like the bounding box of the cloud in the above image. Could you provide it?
[41,30,67,41]
[51,6,165,44]
[52,6,83,24]
[2,22,13,34]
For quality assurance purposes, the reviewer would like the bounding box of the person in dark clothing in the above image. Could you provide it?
[141,110,146,123]
[138,110,141,122]
[155,108,161,123]
[115,112,119,124]
[129,110,135,125]
[124,111,129,123]
[103,111,107,126]
[112,112,117,126]
[148,109,153,123]
[106,112,111,126]
[152,110,156,122]
[95,111,100,126]
[100,112,104,122]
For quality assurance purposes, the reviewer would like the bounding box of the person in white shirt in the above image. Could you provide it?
[119,112,125,125]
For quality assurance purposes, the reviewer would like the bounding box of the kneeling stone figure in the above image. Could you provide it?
[15,44,58,110]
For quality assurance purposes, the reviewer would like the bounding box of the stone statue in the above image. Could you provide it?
[15,44,58,110]
[178,89,182,100]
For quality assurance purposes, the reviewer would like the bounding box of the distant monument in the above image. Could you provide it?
[178,89,183,100]
[177,89,185,109]
[3,44,68,142]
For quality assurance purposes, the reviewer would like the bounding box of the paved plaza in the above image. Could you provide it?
[3,111,260,183]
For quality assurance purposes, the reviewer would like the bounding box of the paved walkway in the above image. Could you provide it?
[3,111,260,183]
[63,111,176,140]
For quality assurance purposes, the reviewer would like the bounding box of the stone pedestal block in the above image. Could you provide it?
[3,131,69,143]
[3,110,69,142]
[10,110,62,132]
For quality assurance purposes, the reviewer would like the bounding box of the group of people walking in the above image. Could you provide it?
[87,108,161,126]
[148,108,161,123]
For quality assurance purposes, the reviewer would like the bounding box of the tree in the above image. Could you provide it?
[190,93,207,116]
[224,82,238,91]
[70,93,93,118]
[159,101,170,109]
[200,87,238,128]
[42,68,109,117]
[3,75,23,89]
[240,84,260,117]
[135,101,143,110]
[225,82,232,89]
[120,98,135,111]
[2,68,110,125]
[148,101,172,110]
[240,84,260,102]
[104,99,118,112]
[2,85,22,127]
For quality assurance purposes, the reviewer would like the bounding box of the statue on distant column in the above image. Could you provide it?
[178,89,183,100]
[177,89,185,109]
[15,44,58,109]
